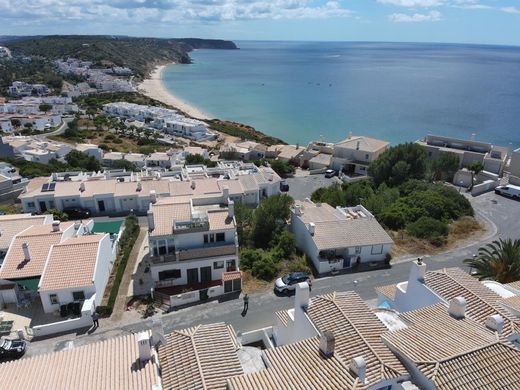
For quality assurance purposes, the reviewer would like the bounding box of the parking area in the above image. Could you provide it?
[285,175,341,200]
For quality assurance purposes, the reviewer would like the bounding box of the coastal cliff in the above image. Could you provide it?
[1,35,237,78]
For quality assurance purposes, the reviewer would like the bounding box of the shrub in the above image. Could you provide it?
[269,159,295,179]
[407,216,449,240]
[251,256,279,281]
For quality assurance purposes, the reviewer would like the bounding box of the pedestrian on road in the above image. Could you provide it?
[243,294,249,313]
[92,311,100,328]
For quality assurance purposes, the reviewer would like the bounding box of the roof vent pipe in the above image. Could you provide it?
[448,296,467,319]
[52,220,60,232]
[22,242,31,261]
[485,314,504,334]
[319,331,335,358]
[308,222,315,236]
[79,182,85,192]
[349,356,367,384]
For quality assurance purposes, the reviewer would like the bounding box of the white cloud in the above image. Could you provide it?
[389,10,442,22]
[377,0,443,7]
[500,6,520,14]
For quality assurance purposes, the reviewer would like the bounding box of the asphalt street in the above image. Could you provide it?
[25,191,520,356]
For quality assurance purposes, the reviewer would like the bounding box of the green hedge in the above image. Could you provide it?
[97,215,140,317]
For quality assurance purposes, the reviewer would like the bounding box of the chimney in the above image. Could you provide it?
[136,332,152,363]
[308,222,316,236]
[294,205,302,216]
[228,200,235,218]
[485,314,504,334]
[147,209,155,231]
[319,331,335,358]
[149,190,157,204]
[151,318,166,346]
[22,242,31,261]
[222,185,230,200]
[349,357,367,384]
[295,281,310,310]
[356,141,360,150]
[79,182,85,192]
[408,258,426,283]
[136,182,142,192]
[448,296,467,319]
[191,181,196,190]
[52,220,60,232]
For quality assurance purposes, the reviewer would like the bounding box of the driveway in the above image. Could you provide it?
[285,174,341,200]
[24,191,520,357]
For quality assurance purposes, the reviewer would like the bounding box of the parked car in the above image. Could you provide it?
[325,169,337,178]
[63,207,91,219]
[274,272,312,294]
[280,181,290,192]
[0,338,26,361]
[495,184,520,199]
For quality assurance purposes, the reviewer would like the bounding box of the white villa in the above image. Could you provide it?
[103,102,216,141]
[331,134,390,175]
[291,199,393,274]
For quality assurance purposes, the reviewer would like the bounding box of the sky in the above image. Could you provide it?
[0,0,519,46]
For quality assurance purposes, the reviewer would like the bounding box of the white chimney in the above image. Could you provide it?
[22,242,31,261]
[448,296,467,319]
[408,258,426,283]
[147,210,155,231]
[349,356,367,384]
[319,331,335,358]
[308,222,316,236]
[79,182,85,192]
[222,185,230,200]
[228,200,235,218]
[136,182,142,192]
[149,190,157,204]
[137,332,152,362]
[295,281,310,310]
[485,314,504,334]
[52,220,60,232]
[151,318,166,346]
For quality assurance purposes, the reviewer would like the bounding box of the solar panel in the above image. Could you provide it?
[41,183,56,192]
[48,182,56,191]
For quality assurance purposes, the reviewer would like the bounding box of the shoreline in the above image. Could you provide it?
[138,64,212,120]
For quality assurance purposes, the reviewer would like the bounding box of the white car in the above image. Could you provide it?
[495,184,520,199]
[325,169,336,178]
[274,272,312,294]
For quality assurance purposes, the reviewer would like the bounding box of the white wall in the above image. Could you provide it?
[40,285,96,314]
[93,234,116,306]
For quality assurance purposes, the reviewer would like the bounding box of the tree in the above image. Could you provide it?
[185,154,205,165]
[269,159,295,179]
[368,143,428,187]
[110,159,138,171]
[464,239,520,283]
[45,208,69,222]
[250,194,293,248]
[65,150,101,171]
[430,152,460,181]
[467,161,485,174]
[235,203,254,246]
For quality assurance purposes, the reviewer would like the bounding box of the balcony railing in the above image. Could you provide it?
[151,243,237,264]
[173,218,209,234]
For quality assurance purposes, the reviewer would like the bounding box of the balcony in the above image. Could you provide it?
[173,218,209,234]
[151,243,237,264]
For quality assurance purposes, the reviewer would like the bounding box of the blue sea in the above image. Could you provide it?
[163,41,520,147]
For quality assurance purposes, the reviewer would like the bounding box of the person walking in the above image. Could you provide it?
[92,311,100,328]
[243,294,249,313]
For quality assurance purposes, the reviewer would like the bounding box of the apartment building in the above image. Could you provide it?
[148,196,241,301]
[416,134,509,176]
[291,199,393,274]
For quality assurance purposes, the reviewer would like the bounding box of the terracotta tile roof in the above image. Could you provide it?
[0,332,160,390]
[39,234,106,291]
[498,294,520,312]
[383,303,520,389]
[208,210,235,231]
[275,310,290,327]
[0,214,48,249]
[424,268,520,336]
[218,179,244,196]
[237,175,258,192]
[293,200,339,223]
[150,200,192,237]
[375,284,397,301]
[159,323,244,390]
[313,219,393,250]
[506,280,520,292]
[306,292,407,386]
[227,337,358,390]
[0,222,75,279]
[222,271,242,282]
[335,136,389,153]
[177,244,236,261]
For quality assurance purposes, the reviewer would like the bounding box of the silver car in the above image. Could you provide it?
[274,272,312,294]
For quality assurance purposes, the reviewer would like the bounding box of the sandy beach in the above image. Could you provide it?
[138,64,211,120]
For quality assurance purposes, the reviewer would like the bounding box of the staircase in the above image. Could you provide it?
[153,289,171,312]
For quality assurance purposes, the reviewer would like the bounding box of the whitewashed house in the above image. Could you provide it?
[291,199,393,274]
[76,143,104,160]
[331,134,389,175]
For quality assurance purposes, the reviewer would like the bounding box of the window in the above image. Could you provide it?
[159,269,181,280]
[226,259,236,271]
[365,154,369,160]
[216,233,225,242]
[27,202,35,208]
[49,294,59,305]
[213,261,224,269]
[72,291,85,301]
[371,244,383,255]
[204,234,215,244]
[355,246,362,254]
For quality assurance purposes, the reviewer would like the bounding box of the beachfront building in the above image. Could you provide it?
[103,102,216,141]
[148,196,242,308]
[291,199,393,274]
[330,134,390,176]
[416,134,509,176]
[19,162,282,215]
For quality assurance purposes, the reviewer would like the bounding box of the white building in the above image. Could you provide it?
[76,143,103,160]
[220,141,267,161]
[124,153,146,168]
[291,199,393,274]
[331,134,390,175]
[147,196,241,305]
[8,81,50,97]
[0,173,29,202]
[145,152,172,169]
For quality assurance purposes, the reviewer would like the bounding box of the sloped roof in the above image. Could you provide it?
[313,219,393,250]
[335,136,389,153]
[149,199,192,238]
[159,323,244,390]
[0,214,49,250]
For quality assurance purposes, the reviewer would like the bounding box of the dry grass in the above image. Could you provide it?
[241,271,273,294]
[392,216,484,258]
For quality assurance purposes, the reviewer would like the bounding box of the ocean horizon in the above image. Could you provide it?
[162,41,520,148]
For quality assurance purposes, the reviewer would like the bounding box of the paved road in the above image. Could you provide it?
[46,117,74,136]
[286,174,341,200]
[25,191,520,356]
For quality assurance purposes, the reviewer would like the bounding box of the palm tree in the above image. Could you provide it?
[464,238,520,283]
